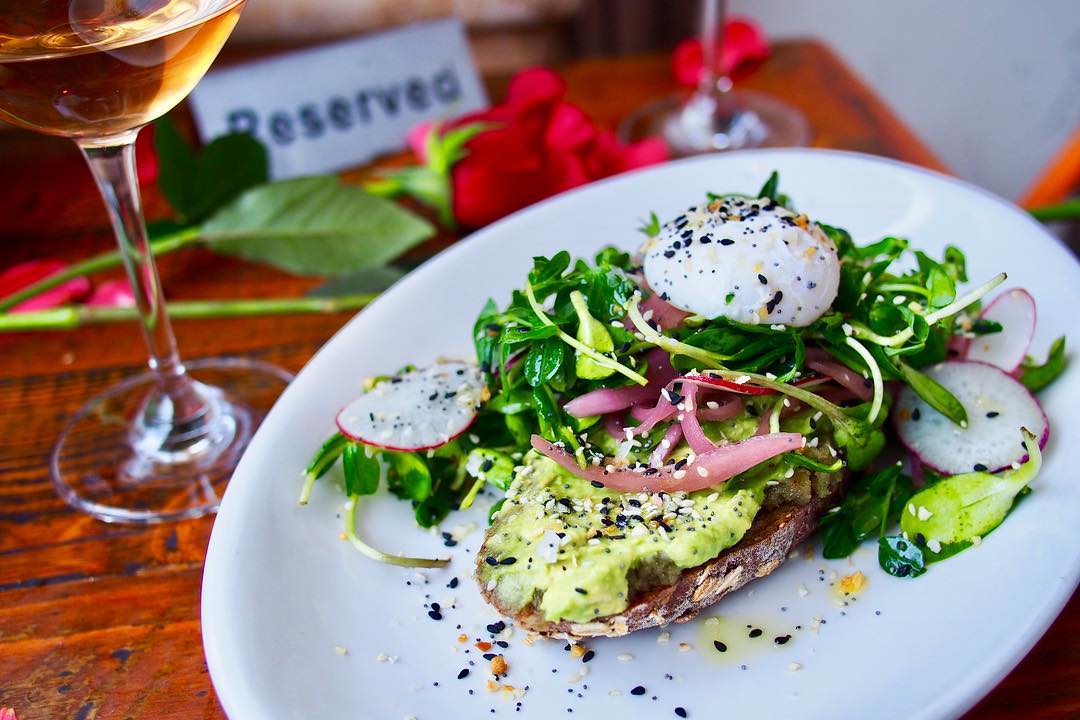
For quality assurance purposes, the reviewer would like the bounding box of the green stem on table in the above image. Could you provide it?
[0,293,377,332]
[1029,199,1080,222]
[0,226,202,312]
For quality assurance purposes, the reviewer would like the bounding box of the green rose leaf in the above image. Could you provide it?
[201,176,435,276]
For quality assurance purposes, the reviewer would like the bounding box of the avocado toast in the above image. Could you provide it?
[475,397,846,638]
[303,171,1061,646]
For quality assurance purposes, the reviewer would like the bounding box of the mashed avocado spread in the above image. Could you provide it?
[477,401,840,623]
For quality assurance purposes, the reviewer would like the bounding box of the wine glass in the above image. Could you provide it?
[619,0,810,155]
[0,0,292,523]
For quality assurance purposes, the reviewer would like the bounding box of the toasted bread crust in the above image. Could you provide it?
[476,477,845,639]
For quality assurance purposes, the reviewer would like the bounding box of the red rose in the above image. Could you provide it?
[420,68,667,229]
[672,18,770,87]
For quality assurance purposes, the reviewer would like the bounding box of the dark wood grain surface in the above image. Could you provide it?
[0,41,1075,720]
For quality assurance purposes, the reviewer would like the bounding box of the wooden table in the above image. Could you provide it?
[0,41,1075,719]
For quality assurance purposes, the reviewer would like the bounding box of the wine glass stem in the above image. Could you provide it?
[78,130,203,421]
[698,0,732,98]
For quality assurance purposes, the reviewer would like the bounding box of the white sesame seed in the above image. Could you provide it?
[788,662,802,671]
[927,538,942,553]
[917,506,933,521]
[335,645,348,656]
[696,466,709,477]
[617,653,634,663]
[657,632,670,645]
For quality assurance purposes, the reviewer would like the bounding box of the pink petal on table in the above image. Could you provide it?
[0,260,90,312]
[407,120,435,162]
[85,280,136,308]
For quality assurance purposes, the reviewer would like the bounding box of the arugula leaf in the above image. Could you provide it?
[820,463,912,559]
[878,535,927,578]
[201,176,434,276]
[900,429,1041,547]
[474,299,500,376]
[342,442,380,496]
[523,337,567,387]
[757,171,780,201]
[387,452,432,502]
[1019,336,1067,392]
[638,211,661,238]
[503,325,559,345]
[153,117,269,224]
[895,358,967,426]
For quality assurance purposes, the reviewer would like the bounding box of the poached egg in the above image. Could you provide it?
[641,196,840,327]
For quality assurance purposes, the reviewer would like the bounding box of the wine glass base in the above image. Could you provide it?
[620,89,811,157]
[50,357,292,524]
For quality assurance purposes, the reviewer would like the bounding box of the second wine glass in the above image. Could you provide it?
[620,0,810,156]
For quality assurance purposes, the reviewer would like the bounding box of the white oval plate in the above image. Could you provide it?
[203,149,1080,720]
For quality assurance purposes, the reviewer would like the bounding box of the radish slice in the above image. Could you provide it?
[964,288,1037,372]
[893,360,1049,475]
[681,373,775,396]
[531,433,803,493]
[336,362,485,451]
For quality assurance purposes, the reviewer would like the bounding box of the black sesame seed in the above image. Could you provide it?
[480,459,495,472]
[582,650,595,663]
[428,610,442,620]
[458,668,470,679]
[758,274,768,284]
[774,635,791,645]
[912,408,921,421]
[663,250,676,259]
[590,480,605,489]
[720,238,735,246]
[574,587,587,595]
[973,463,988,472]
[631,686,646,696]
[713,640,727,653]
[487,621,506,634]
[986,411,1000,418]
[430,602,440,612]
[748,628,762,638]
[485,556,498,566]
[448,577,459,588]
[765,290,783,314]
[675,708,688,718]
[496,641,509,648]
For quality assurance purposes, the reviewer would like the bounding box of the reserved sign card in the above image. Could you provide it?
[189,18,488,178]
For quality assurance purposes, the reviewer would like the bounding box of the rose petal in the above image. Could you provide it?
[407,120,435,162]
[0,260,90,312]
[671,18,770,88]
[85,280,136,308]
[136,125,159,185]
[506,67,566,110]
[545,102,595,152]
